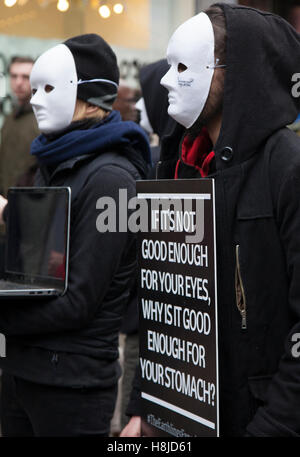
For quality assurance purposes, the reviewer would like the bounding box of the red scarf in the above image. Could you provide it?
[175,127,215,179]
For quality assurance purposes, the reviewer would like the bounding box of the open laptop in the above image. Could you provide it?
[0,187,71,296]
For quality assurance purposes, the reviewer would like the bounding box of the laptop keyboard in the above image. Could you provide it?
[0,280,45,290]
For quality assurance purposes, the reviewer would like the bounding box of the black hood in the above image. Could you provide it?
[139,59,176,139]
[212,3,300,169]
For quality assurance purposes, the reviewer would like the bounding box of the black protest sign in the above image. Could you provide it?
[137,179,219,437]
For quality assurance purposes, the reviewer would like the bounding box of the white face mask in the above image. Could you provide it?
[30,44,78,134]
[160,12,215,129]
[135,97,153,134]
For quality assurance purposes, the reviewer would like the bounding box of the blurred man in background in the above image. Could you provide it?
[113,78,140,123]
[0,56,39,196]
[110,76,141,436]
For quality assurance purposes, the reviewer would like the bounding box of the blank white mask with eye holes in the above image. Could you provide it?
[160,12,216,129]
[30,44,78,134]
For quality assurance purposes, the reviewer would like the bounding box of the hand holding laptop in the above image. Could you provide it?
[0,187,70,297]
[0,195,8,225]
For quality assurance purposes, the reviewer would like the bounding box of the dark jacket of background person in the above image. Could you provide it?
[139,59,175,141]
[128,4,300,436]
[0,112,150,390]
[119,61,176,429]
[0,103,39,196]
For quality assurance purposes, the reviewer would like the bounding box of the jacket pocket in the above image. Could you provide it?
[235,245,247,329]
[247,375,273,419]
[248,375,273,402]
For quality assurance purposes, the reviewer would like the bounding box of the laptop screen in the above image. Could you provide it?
[5,187,70,291]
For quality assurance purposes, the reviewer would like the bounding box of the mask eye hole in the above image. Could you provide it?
[31,88,37,96]
[44,84,54,93]
[178,63,187,73]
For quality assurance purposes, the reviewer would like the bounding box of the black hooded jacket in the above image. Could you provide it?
[156,3,300,436]
[0,116,149,389]
[139,59,176,140]
[139,60,177,176]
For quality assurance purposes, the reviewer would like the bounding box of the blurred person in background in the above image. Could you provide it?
[0,56,39,196]
[136,59,176,178]
[110,76,142,437]
[113,78,140,123]
[119,59,176,431]
[0,56,39,276]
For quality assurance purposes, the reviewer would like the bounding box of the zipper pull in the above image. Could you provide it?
[51,352,59,366]
[155,160,162,179]
[241,310,247,330]
[235,244,247,331]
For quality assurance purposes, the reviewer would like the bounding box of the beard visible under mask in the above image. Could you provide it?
[187,68,225,141]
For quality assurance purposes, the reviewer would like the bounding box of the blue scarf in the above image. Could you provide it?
[31,110,152,166]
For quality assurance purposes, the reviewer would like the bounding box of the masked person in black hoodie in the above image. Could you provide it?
[122,3,300,437]
[136,59,176,178]
[0,34,151,437]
